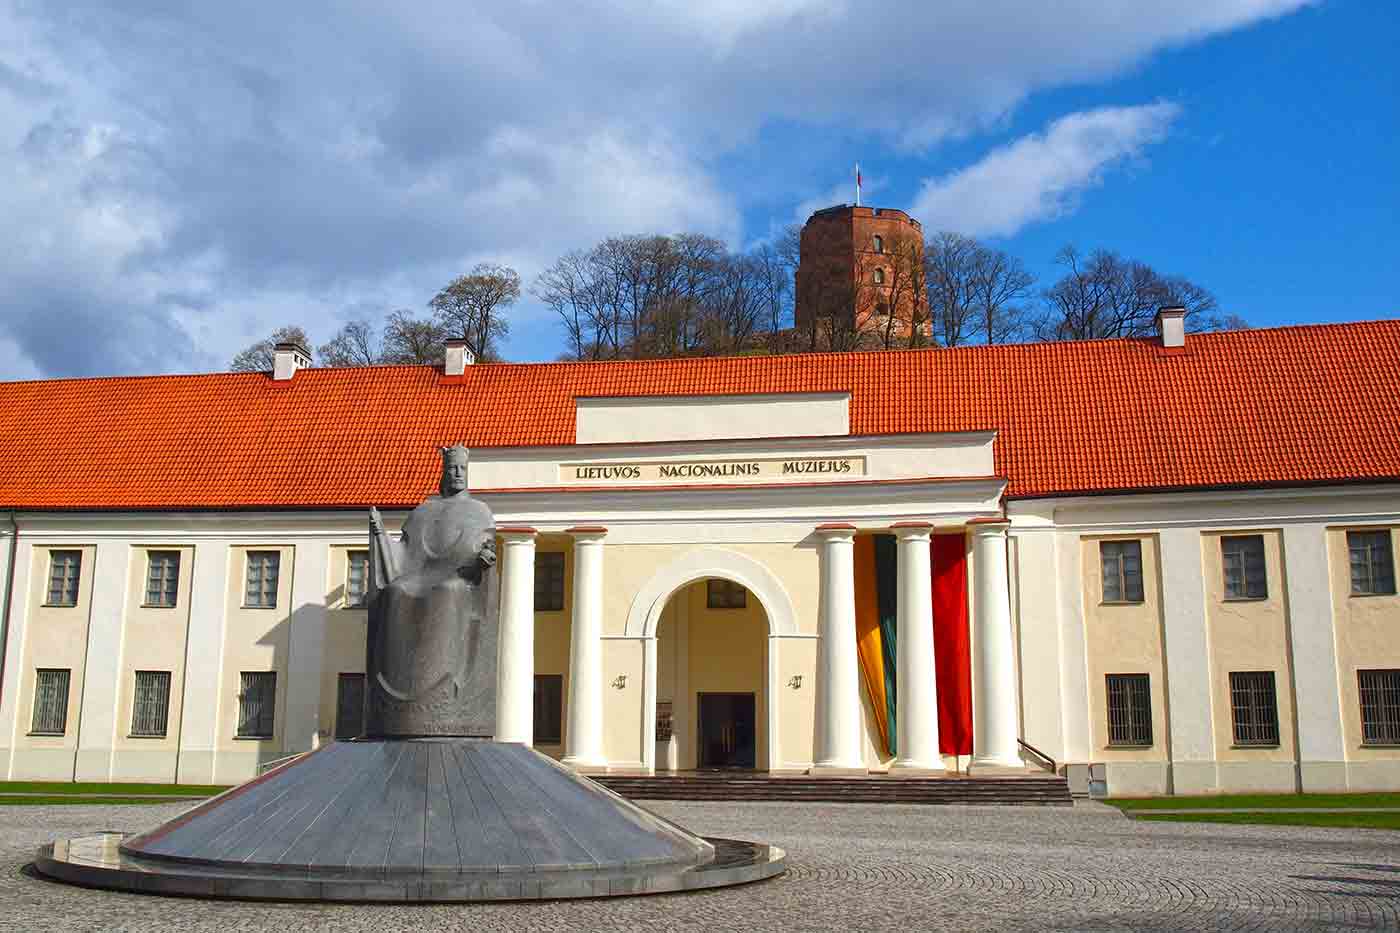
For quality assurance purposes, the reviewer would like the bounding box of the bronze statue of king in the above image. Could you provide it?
[365,444,498,737]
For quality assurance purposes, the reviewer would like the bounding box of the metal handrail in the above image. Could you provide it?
[257,752,306,775]
[1017,738,1056,774]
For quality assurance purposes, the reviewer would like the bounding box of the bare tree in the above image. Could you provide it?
[381,310,450,365]
[1036,246,1218,341]
[971,247,1034,345]
[926,232,981,347]
[230,326,312,372]
[429,263,521,361]
[317,320,380,367]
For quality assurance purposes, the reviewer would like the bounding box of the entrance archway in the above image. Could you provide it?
[654,579,768,771]
[628,548,796,774]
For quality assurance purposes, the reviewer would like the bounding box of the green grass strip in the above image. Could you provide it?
[0,795,208,806]
[1106,792,1400,811]
[1136,811,1400,831]
[0,781,228,796]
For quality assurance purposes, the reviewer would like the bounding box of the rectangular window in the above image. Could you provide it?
[1348,530,1397,596]
[335,673,365,740]
[706,578,748,609]
[46,550,82,607]
[237,671,277,738]
[144,551,181,607]
[534,552,565,612]
[1106,673,1152,746]
[1359,669,1400,746]
[1100,540,1144,603]
[131,670,172,737]
[1229,671,1280,746]
[533,673,564,745]
[345,550,369,608]
[244,551,281,608]
[1221,535,1267,600]
[31,668,71,735]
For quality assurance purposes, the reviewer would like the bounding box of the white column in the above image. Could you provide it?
[495,528,536,745]
[562,526,607,770]
[811,524,866,773]
[970,521,1023,769]
[891,523,943,772]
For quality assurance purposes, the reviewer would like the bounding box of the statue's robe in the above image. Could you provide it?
[366,493,497,737]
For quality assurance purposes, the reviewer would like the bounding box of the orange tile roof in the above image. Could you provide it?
[1,321,1397,510]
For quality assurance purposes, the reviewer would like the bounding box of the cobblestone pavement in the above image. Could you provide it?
[4,799,1399,932]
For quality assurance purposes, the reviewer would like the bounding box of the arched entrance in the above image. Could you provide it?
[627,548,797,774]
[654,578,768,770]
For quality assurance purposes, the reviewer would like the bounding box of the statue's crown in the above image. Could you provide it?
[439,443,469,463]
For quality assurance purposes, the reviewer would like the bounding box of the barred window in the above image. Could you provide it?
[131,671,172,737]
[46,550,81,607]
[144,551,180,607]
[1106,674,1152,746]
[31,668,71,735]
[244,551,280,608]
[533,674,564,745]
[1348,530,1396,596]
[534,552,565,612]
[1221,535,1267,600]
[1100,540,1144,603]
[345,550,369,608]
[335,673,365,740]
[1229,671,1280,746]
[707,578,747,609]
[237,671,277,738]
[1359,669,1400,746]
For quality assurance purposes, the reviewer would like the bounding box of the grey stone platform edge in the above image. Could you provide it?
[31,739,786,902]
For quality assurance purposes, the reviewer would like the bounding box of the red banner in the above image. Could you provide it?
[931,534,973,755]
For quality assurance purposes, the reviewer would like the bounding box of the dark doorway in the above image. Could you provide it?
[335,673,365,740]
[697,692,756,769]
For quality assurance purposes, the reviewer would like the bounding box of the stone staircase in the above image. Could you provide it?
[593,771,1074,806]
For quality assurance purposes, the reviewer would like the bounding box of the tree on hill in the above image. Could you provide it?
[229,326,313,372]
[1035,246,1220,341]
[429,263,521,361]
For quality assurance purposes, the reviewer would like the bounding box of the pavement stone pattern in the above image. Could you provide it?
[4,798,1399,932]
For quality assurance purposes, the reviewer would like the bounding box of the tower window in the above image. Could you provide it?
[873,235,883,254]
[872,268,885,285]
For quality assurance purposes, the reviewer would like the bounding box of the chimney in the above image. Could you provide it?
[272,341,311,381]
[444,338,475,376]
[1155,306,1186,349]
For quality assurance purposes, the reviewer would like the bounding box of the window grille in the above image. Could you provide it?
[1359,669,1400,745]
[244,551,280,608]
[237,671,277,738]
[1229,671,1279,745]
[131,671,172,737]
[706,578,747,609]
[1106,673,1152,746]
[1100,540,1144,603]
[31,669,71,734]
[1348,530,1396,596]
[534,552,566,612]
[533,674,564,745]
[335,673,365,740]
[46,551,81,607]
[144,551,180,607]
[1221,535,1267,600]
[345,550,369,607]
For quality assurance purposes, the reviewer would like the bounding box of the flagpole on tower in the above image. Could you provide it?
[855,162,861,207]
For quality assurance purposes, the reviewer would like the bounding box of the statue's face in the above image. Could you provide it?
[441,456,468,494]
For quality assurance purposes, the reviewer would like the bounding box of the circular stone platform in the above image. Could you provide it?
[33,739,785,901]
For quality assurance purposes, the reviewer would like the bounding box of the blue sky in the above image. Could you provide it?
[0,0,1395,378]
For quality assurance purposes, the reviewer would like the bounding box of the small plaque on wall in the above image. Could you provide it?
[655,702,674,742]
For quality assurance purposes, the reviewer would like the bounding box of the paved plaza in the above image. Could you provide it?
[5,799,1399,932]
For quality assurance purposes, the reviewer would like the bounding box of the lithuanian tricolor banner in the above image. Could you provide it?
[853,533,973,758]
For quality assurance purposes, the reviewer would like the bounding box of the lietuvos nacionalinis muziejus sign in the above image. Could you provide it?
[561,456,866,483]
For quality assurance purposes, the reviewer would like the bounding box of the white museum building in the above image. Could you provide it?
[0,313,1398,797]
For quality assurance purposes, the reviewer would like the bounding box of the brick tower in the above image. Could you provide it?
[794,205,927,345]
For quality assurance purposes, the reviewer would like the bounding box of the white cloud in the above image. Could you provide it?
[908,102,1181,237]
[0,1,1313,377]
